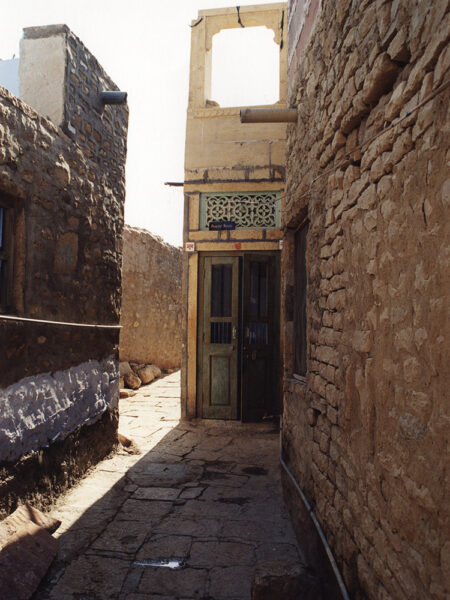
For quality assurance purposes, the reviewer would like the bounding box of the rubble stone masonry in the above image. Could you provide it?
[120,226,182,370]
[0,25,128,515]
[20,25,128,200]
[282,1,449,598]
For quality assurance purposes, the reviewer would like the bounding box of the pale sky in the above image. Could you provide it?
[1,1,280,246]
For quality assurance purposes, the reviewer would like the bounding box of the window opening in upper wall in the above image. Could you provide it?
[210,26,279,108]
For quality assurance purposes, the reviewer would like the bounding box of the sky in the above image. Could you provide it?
[1,0,280,246]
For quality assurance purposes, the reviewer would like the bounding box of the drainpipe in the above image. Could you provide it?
[100,91,128,105]
[279,424,351,600]
[240,107,297,123]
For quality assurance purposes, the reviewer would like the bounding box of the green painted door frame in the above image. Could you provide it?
[200,256,240,419]
[198,251,280,421]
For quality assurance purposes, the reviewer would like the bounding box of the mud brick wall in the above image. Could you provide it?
[120,226,182,370]
[282,1,450,599]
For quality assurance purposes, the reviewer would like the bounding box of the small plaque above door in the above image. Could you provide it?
[209,220,236,231]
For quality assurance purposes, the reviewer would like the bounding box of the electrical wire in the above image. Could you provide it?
[0,314,122,328]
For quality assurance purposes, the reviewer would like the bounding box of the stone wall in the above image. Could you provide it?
[20,25,128,199]
[282,1,449,599]
[0,25,128,516]
[120,226,182,370]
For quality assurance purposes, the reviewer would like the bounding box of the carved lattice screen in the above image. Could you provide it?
[199,192,281,230]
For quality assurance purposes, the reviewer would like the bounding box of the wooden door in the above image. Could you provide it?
[241,253,280,421]
[200,256,240,419]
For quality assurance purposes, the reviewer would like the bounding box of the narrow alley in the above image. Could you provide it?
[33,372,303,600]
[1,2,448,599]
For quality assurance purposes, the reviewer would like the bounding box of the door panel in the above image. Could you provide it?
[210,355,230,405]
[201,256,239,419]
[241,253,279,421]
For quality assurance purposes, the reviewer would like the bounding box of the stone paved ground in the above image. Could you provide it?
[34,371,302,600]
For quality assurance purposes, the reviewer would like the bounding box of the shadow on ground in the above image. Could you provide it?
[29,372,328,600]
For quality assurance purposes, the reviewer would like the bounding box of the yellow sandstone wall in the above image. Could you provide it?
[282,1,450,598]
[182,4,288,417]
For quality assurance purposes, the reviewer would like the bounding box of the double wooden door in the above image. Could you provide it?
[198,252,280,421]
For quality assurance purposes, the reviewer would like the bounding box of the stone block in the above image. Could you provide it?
[124,372,141,390]
[343,164,360,188]
[362,52,400,106]
[387,27,410,63]
[229,229,264,240]
[0,521,58,600]
[390,129,413,166]
[433,42,450,87]
[404,15,450,101]
[343,50,360,84]
[370,154,390,183]
[119,361,133,377]
[136,364,156,385]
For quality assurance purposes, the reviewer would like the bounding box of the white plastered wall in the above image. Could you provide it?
[19,34,66,126]
[0,357,119,463]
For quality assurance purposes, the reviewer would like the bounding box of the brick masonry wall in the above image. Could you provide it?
[120,226,182,370]
[283,1,449,598]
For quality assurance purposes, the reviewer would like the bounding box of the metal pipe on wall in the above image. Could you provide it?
[240,107,298,123]
[100,91,128,105]
[279,425,351,600]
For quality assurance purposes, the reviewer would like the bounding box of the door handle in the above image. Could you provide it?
[232,326,237,340]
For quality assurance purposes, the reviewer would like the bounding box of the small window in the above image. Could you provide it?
[211,264,233,317]
[294,222,308,376]
[0,200,13,312]
[249,261,268,318]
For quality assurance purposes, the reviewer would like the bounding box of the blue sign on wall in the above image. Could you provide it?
[209,220,236,231]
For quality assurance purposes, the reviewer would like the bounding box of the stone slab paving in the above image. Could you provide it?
[33,372,303,600]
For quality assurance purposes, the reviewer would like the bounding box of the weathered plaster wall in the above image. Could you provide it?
[283,1,449,598]
[120,226,182,370]
[0,357,118,463]
[20,30,66,125]
[0,25,128,515]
